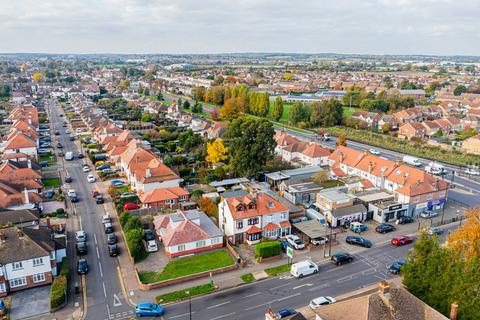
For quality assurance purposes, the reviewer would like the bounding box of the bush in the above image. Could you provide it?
[241,273,255,283]
[59,257,69,277]
[119,211,132,227]
[124,215,142,231]
[50,275,67,309]
[125,228,147,262]
[255,241,281,258]
[156,283,215,304]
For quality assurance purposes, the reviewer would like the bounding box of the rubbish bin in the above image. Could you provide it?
[75,282,80,294]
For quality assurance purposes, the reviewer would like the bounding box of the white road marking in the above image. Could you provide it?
[96,246,100,259]
[270,283,291,290]
[103,282,107,297]
[169,312,197,319]
[98,262,104,277]
[308,283,331,292]
[245,300,277,311]
[292,283,312,290]
[241,292,261,299]
[207,301,231,309]
[326,266,343,272]
[210,312,236,320]
[94,234,98,245]
[79,214,83,229]
[113,293,122,307]
[277,292,301,301]
[106,303,111,317]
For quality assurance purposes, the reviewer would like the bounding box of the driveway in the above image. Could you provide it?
[10,285,51,320]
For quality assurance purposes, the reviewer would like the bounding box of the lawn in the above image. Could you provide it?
[318,180,345,188]
[42,178,61,188]
[264,264,291,277]
[240,273,255,283]
[343,106,357,118]
[138,250,235,284]
[39,153,57,163]
[156,283,215,304]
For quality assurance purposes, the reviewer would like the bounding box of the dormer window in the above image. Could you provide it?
[248,203,256,210]
[236,205,243,211]
[268,201,274,208]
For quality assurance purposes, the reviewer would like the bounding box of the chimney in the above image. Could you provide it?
[339,152,344,164]
[450,302,459,320]
[27,159,31,169]
[17,229,24,239]
[24,188,30,204]
[146,168,151,178]
[402,174,408,186]
[368,162,373,174]
[378,280,390,295]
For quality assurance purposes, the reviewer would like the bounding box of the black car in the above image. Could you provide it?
[331,253,354,265]
[375,223,396,234]
[346,236,372,248]
[58,151,64,157]
[39,161,49,167]
[95,195,104,204]
[398,216,414,224]
[65,176,73,183]
[144,229,155,241]
[56,143,63,148]
[54,130,60,135]
[108,244,119,257]
[76,242,87,255]
[107,233,117,245]
[78,153,84,159]
[77,259,88,274]
[70,196,79,203]
[276,309,298,319]
[388,261,405,274]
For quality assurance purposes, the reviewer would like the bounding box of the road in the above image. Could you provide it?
[48,98,134,320]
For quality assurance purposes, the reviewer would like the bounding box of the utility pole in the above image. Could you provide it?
[185,290,192,320]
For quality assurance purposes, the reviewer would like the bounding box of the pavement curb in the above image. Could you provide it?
[116,265,136,307]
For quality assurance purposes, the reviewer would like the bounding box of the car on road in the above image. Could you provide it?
[68,189,77,198]
[77,259,88,274]
[75,230,86,242]
[346,236,372,248]
[76,241,87,255]
[420,210,438,219]
[144,229,155,241]
[58,151,64,157]
[92,190,100,198]
[368,149,380,155]
[331,253,353,265]
[104,222,113,234]
[290,260,318,278]
[82,165,90,172]
[276,309,298,318]
[77,153,84,159]
[87,174,96,183]
[285,235,305,250]
[106,233,117,245]
[391,235,414,246]
[56,143,63,148]
[309,296,336,309]
[398,216,414,224]
[388,261,405,274]
[96,164,110,171]
[120,192,137,198]
[102,215,111,224]
[95,195,104,204]
[146,240,158,252]
[65,175,73,183]
[350,222,367,233]
[124,202,141,210]
[428,227,443,235]
[65,130,71,134]
[108,244,119,257]
[135,303,165,317]
[465,168,480,176]
[375,223,396,234]
[54,130,60,135]
[311,236,329,246]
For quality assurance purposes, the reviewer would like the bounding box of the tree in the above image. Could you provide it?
[196,197,218,218]
[210,108,220,121]
[193,86,206,101]
[206,139,228,164]
[212,75,224,86]
[342,86,367,107]
[220,98,241,120]
[141,114,152,122]
[32,72,44,84]
[271,96,284,121]
[454,85,467,96]
[313,170,329,185]
[337,133,347,146]
[156,91,163,101]
[224,117,275,177]
[191,101,203,114]
[383,76,393,89]
[183,100,191,109]
[289,102,308,125]
[447,208,480,260]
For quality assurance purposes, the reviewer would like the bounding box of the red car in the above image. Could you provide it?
[391,236,414,246]
[92,190,100,198]
[124,202,141,210]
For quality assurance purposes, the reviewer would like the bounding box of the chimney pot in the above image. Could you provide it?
[450,302,459,320]
[378,280,390,294]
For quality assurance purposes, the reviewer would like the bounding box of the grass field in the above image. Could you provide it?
[343,106,357,118]
[264,264,291,277]
[39,153,57,163]
[42,178,61,188]
[156,284,215,303]
[138,250,235,284]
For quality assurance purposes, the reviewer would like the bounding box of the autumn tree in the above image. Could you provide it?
[193,86,206,101]
[447,208,480,260]
[196,197,218,218]
[313,170,330,185]
[271,96,284,121]
[210,108,220,121]
[206,139,228,164]
[220,98,241,120]
[32,72,45,84]
[337,133,347,146]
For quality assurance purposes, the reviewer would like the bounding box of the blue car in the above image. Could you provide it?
[110,180,125,186]
[135,303,165,317]
[276,309,297,318]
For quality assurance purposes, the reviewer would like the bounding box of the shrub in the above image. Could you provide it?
[125,228,147,262]
[124,215,142,231]
[255,241,281,258]
[196,197,218,219]
[59,257,69,278]
[50,275,67,309]
[119,211,133,228]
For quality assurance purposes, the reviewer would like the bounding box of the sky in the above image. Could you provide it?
[1,0,480,55]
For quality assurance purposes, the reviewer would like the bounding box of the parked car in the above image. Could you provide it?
[83,165,90,172]
[76,242,87,255]
[56,143,63,148]
[388,260,405,274]
[58,151,64,157]
[331,253,353,265]
[39,161,49,167]
[290,260,319,278]
[54,130,60,135]
[124,202,141,210]
[75,230,86,242]
[280,240,290,253]
[428,227,443,235]
[398,216,414,224]
[0,299,6,316]
[368,149,380,155]
[276,309,298,318]
[108,244,119,257]
[95,195,105,204]
[346,236,372,248]
[311,236,329,246]
[77,153,84,159]
[120,192,137,198]
[102,214,111,224]
[70,196,79,203]
[285,235,305,250]
[65,175,72,183]
[111,180,126,186]
[135,303,165,317]
[44,190,54,200]
[68,189,77,198]
[309,296,336,309]
[375,223,396,234]
[106,233,117,245]
[350,222,367,233]
[96,164,110,171]
[465,168,480,176]
[391,235,414,246]
[87,174,96,183]
[102,168,115,175]
[92,190,100,198]
[420,210,438,219]
[144,229,155,241]
[146,240,158,252]
[77,259,88,274]
[104,223,113,234]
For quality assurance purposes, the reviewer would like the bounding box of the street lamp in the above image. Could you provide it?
[185,290,192,320]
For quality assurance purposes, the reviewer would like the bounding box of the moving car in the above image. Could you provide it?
[398,216,414,224]
[402,155,421,167]
[285,235,305,250]
[388,261,405,274]
[77,259,88,274]
[75,230,86,242]
[124,202,141,210]
[309,296,336,309]
[311,236,329,246]
[331,253,353,265]
[108,244,119,257]
[146,240,158,252]
[87,174,96,183]
[76,241,87,255]
[95,195,104,204]
[346,236,372,248]
[420,210,438,219]
[428,227,443,235]
[368,149,380,155]
[135,303,165,317]
[290,260,319,278]
[391,235,414,246]
[350,222,367,233]
[465,168,480,176]
[375,223,396,234]
[106,233,117,245]
[83,165,90,172]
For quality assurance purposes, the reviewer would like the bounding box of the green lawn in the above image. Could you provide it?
[343,106,357,118]
[240,273,255,283]
[39,153,57,163]
[264,264,291,277]
[138,250,235,284]
[42,178,61,188]
[318,180,345,188]
[156,283,215,304]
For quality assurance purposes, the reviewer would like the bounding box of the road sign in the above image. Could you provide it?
[287,246,294,259]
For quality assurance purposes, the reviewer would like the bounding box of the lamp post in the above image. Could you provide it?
[185,290,192,320]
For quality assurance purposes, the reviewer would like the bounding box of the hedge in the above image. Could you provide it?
[125,228,147,263]
[255,241,281,258]
[60,257,69,278]
[50,275,67,309]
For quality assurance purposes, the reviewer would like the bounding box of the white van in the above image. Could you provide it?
[425,162,446,175]
[402,155,421,167]
[65,151,74,161]
[290,260,319,278]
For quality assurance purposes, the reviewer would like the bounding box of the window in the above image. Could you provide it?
[33,258,44,267]
[236,221,243,229]
[196,240,206,248]
[0,283,5,293]
[281,213,287,220]
[165,199,174,205]
[12,262,23,270]
[33,273,45,283]
[177,244,186,252]
[248,217,258,225]
[179,195,187,201]
[211,237,221,245]
[10,277,26,288]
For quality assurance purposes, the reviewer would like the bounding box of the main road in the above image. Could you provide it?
[48,98,133,320]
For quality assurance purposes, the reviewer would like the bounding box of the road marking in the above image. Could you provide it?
[241,292,261,299]
[210,312,236,320]
[362,269,376,276]
[113,293,122,307]
[94,234,98,245]
[96,246,101,259]
[293,283,313,290]
[277,292,301,301]
[98,262,104,277]
[207,300,231,309]
[103,282,107,297]
[308,283,330,292]
[106,304,111,317]
[326,266,343,272]
[245,300,277,311]
[169,312,197,319]
[270,283,291,290]
[79,214,83,229]
[337,275,354,283]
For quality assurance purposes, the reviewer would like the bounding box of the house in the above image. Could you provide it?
[462,135,480,155]
[265,166,322,189]
[153,210,223,257]
[378,115,399,131]
[1,133,38,159]
[0,227,66,297]
[280,180,322,205]
[398,122,426,140]
[130,159,182,193]
[315,188,355,211]
[324,203,368,228]
[206,122,228,139]
[422,121,440,137]
[433,118,452,135]
[0,209,40,228]
[218,192,291,245]
[0,161,43,193]
[351,111,380,128]
[139,187,190,209]
[274,131,330,167]
[0,185,42,211]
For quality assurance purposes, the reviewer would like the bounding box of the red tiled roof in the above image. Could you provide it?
[279,221,291,228]
[264,223,280,231]
[225,193,289,220]
[245,225,262,234]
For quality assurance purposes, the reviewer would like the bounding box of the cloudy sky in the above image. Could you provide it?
[1,0,479,55]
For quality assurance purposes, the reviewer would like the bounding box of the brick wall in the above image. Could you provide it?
[8,271,52,294]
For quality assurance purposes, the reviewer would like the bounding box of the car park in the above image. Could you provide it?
[106,233,117,245]
[77,259,88,274]
[375,223,396,234]
[311,236,329,245]
[331,253,353,265]
[309,296,336,309]
[87,175,96,183]
[108,244,119,257]
[290,260,319,278]
[76,241,87,255]
[146,240,158,252]
[286,235,305,250]
[135,303,165,317]
[75,230,86,242]
[104,223,113,234]
[391,235,414,246]
[124,202,141,210]
[350,222,367,233]
[388,261,405,274]
[428,227,443,235]
[398,216,414,224]
[420,210,438,219]
[346,236,372,248]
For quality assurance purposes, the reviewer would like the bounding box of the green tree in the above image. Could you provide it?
[224,117,275,177]
[192,101,203,114]
[342,86,366,107]
[454,85,467,96]
[289,102,308,125]
[141,114,152,122]
[271,96,284,121]
[183,100,191,109]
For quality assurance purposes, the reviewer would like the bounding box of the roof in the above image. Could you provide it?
[354,190,394,203]
[331,204,367,217]
[0,209,39,225]
[209,178,249,188]
[293,219,327,239]
[4,132,37,149]
[318,188,355,202]
[265,166,322,182]
[0,227,51,264]
[329,146,365,168]
[224,192,289,220]
[139,187,189,204]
